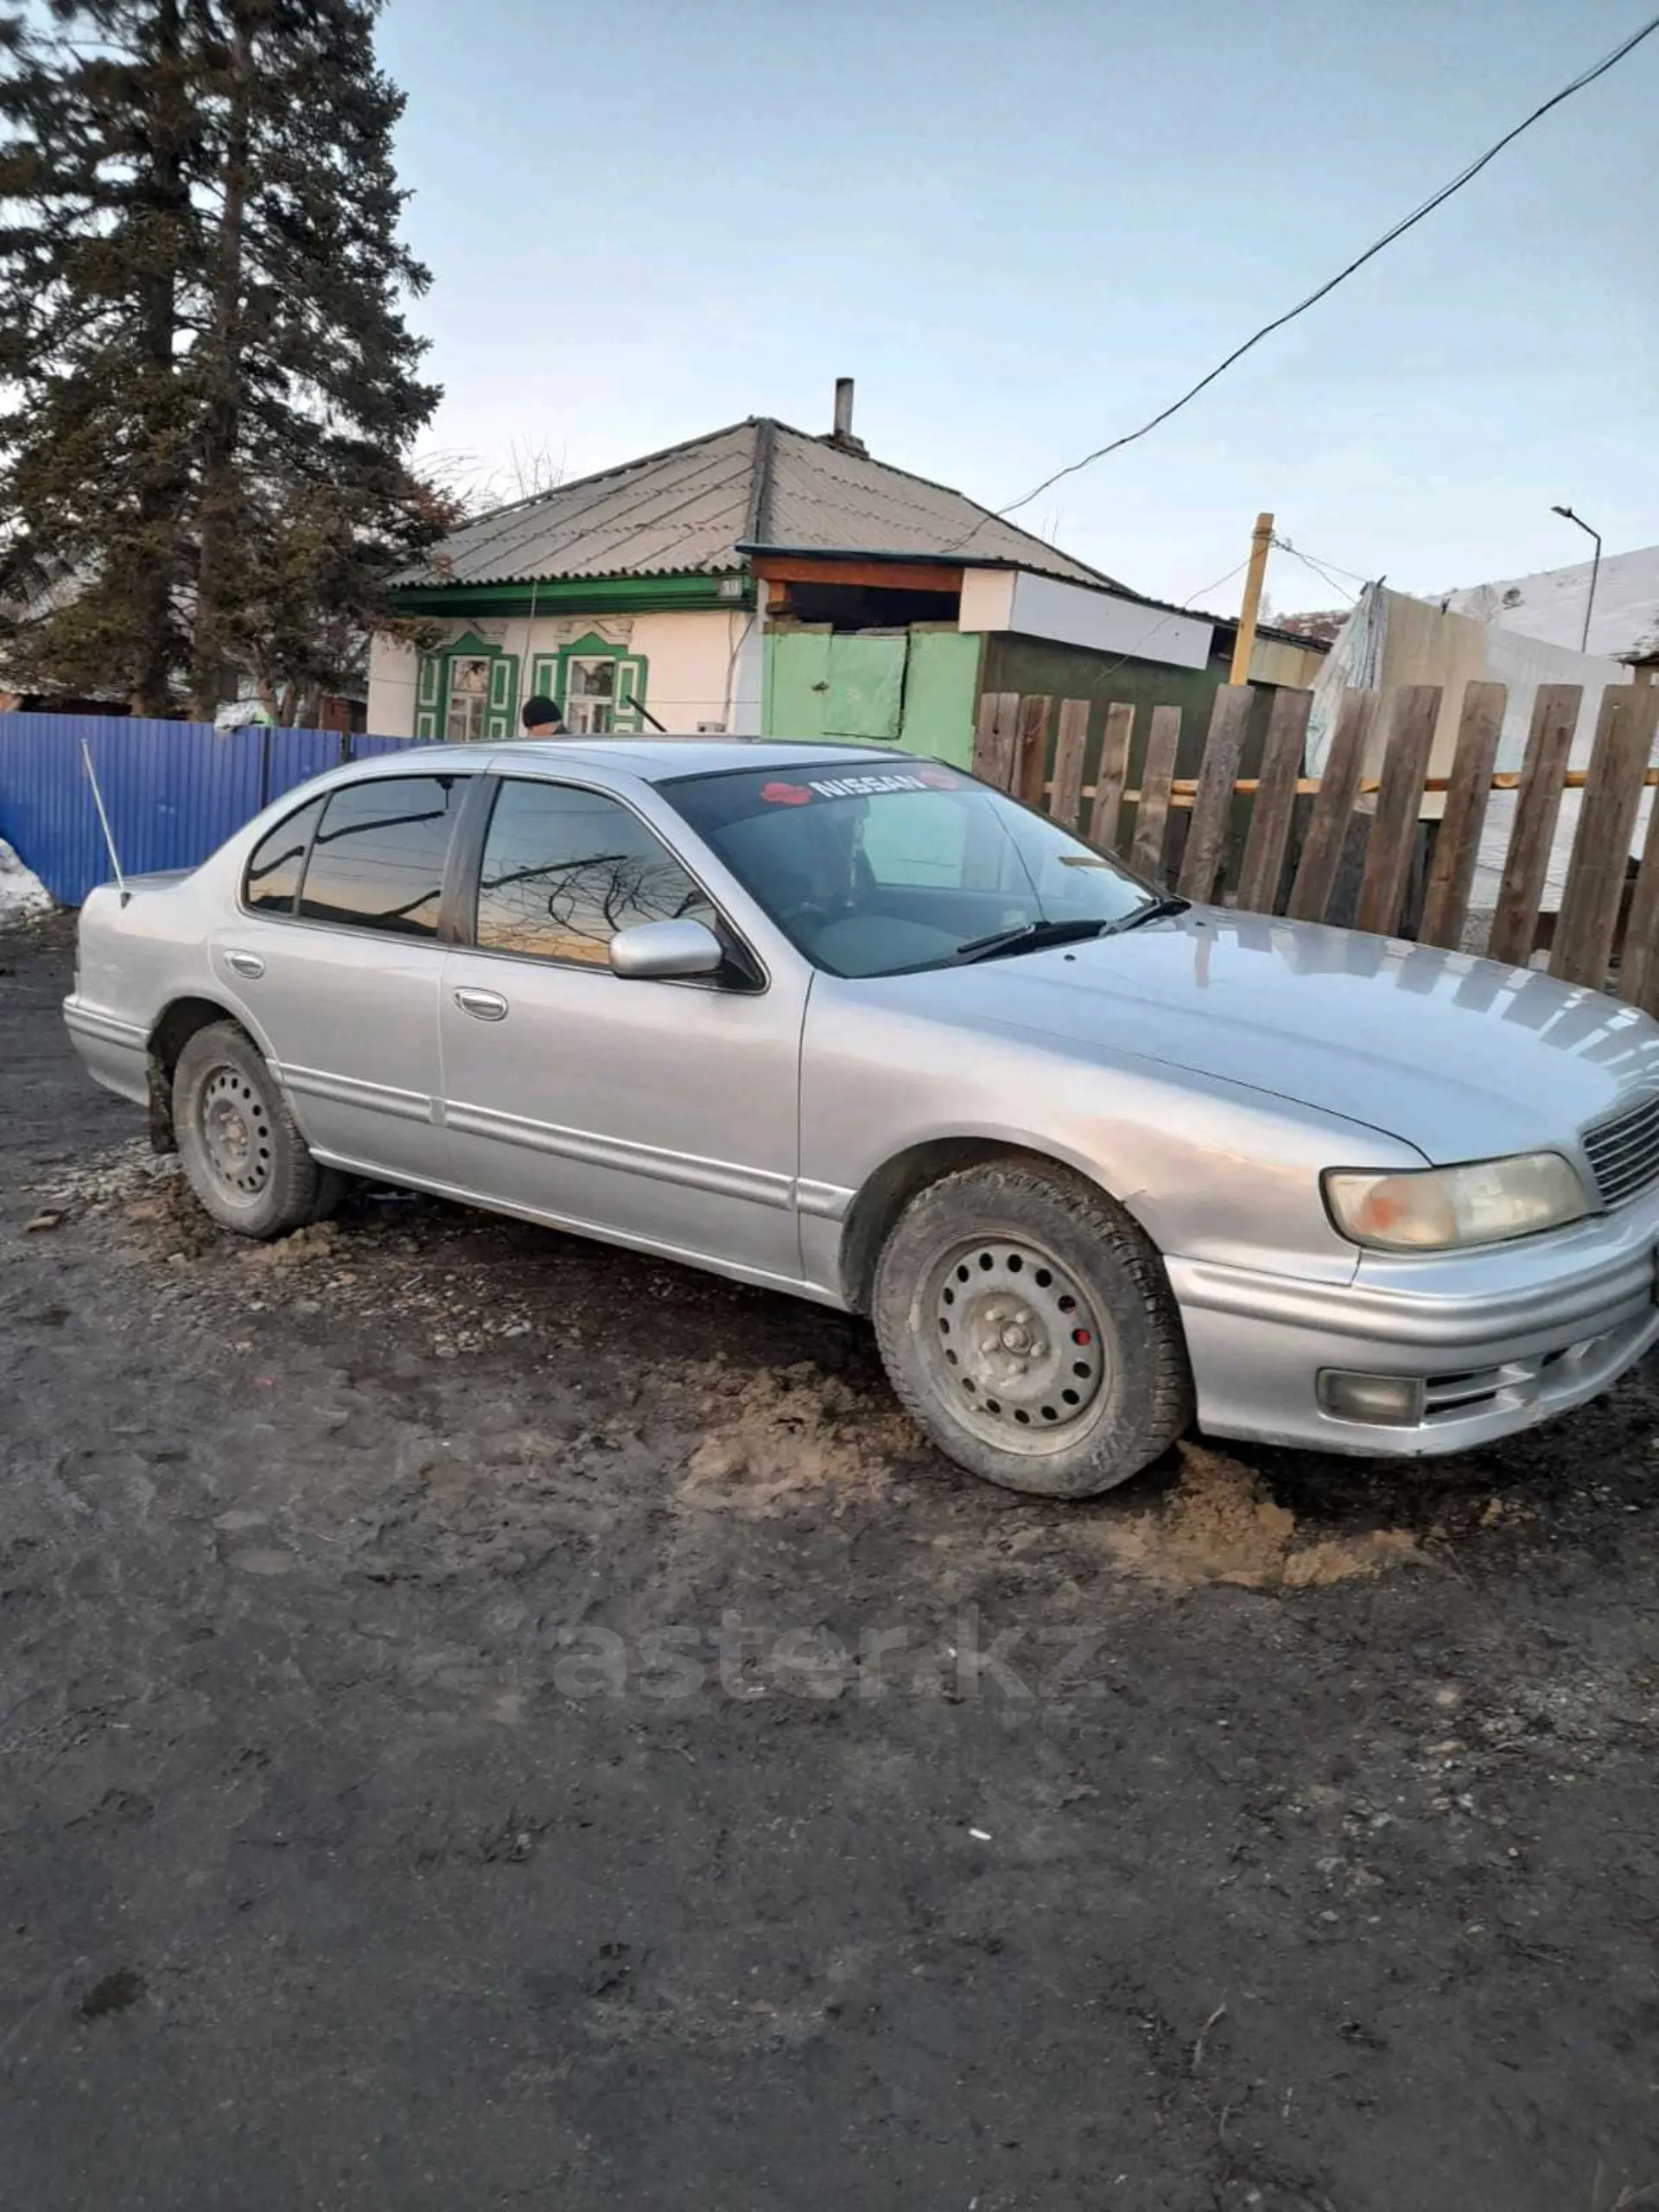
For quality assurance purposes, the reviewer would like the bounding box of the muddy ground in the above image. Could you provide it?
[3,912,1658,2212]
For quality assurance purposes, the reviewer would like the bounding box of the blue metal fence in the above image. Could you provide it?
[0,714,424,905]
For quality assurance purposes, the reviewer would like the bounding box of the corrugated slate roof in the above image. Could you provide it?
[405,417,1123,592]
[755,425,1119,588]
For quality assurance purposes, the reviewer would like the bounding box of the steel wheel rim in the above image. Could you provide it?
[919,1234,1109,1454]
[197,1065,273,1200]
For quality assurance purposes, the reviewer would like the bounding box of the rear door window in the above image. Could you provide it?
[297,775,467,938]
[243,795,326,916]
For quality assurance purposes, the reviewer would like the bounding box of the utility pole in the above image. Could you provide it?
[1229,512,1274,686]
[1549,505,1602,653]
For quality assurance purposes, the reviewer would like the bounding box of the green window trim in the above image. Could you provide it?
[415,630,519,741]
[529,632,650,734]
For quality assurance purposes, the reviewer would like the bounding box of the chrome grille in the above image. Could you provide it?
[1582,1090,1659,1208]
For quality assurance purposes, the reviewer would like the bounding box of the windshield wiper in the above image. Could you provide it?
[953,917,1109,964]
[1105,893,1192,935]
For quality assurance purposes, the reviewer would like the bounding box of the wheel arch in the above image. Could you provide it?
[145,995,269,1151]
[836,1135,1151,1313]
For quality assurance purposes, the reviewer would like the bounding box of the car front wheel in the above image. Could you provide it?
[873,1158,1192,1497]
[172,1020,340,1238]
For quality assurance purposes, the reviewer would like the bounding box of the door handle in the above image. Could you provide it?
[226,950,264,979]
[454,986,509,1021]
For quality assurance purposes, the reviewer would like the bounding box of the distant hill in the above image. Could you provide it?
[1439,544,1659,662]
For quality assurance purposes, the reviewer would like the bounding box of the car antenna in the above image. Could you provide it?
[79,737,129,906]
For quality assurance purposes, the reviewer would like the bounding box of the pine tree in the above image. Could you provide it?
[184,0,442,720]
[0,0,443,720]
[0,2,204,711]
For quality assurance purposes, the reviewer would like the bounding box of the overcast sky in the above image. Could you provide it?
[378,0,1659,617]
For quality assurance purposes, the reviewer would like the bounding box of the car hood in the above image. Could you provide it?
[872,910,1659,1161]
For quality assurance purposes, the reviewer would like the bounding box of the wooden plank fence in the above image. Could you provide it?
[969,679,1659,1012]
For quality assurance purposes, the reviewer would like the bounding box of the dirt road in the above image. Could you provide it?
[3,912,1657,2210]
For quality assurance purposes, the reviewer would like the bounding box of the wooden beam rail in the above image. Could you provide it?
[1042,766,1659,807]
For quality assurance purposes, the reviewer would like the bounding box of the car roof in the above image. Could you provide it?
[351,736,916,785]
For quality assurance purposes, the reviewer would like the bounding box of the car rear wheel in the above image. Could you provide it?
[872,1158,1192,1497]
[173,1020,340,1238]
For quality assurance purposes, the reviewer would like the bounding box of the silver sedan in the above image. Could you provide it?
[65,738,1659,1497]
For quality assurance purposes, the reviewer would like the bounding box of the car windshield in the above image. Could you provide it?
[659,760,1154,978]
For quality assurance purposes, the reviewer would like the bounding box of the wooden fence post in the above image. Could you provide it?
[1129,706,1181,881]
[1551,685,1659,987]
[1236,689,1310,916]
[1014,694,1052,808]
[1355,685,1440,938]
[1088,702,1135,855]
[971,691,1020,791]
[1485,684,1580,967]
[1177,686,1253,903]
[1617,773,1659,1014]
[1287,690,1376,923]
[1417,681,1505,950]
[1048,699,1089,830]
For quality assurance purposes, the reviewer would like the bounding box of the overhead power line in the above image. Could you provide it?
[970,10,1659,535]
[1270,534,1363,605]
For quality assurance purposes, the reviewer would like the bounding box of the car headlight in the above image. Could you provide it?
[1323,1153,1590,1252]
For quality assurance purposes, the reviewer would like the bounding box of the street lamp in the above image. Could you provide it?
[1550,504,1603,654]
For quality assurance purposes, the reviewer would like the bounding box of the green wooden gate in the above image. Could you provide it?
[764,627,978,764]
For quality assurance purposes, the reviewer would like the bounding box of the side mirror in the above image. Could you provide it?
[609,917,726,981]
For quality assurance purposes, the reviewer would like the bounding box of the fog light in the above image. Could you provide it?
[1317,1370,1427,1426]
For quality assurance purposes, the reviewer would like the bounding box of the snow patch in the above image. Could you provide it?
[0,840,53,923]
[1440,543,1659,662]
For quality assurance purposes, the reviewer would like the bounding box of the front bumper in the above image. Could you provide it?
[1167,1193,1659,1456]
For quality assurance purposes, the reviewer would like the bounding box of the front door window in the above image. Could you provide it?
[474,778,715,966]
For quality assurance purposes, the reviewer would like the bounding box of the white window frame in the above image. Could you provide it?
[445,655,493,743]
[562,655,619,735]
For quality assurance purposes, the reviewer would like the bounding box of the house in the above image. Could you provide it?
[371,383,1326,770]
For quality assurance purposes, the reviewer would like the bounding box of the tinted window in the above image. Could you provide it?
[475,779,715,967]
[662,761,1147,976]
[243,794,325,916]
[297,775,466,938]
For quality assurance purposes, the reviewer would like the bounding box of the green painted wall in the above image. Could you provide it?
[766,627,828,738]
[979,632,1281,780]
[899,629,981,766]
[826,632,906,738]
[979,633,1305,887]
[764,625,981,764]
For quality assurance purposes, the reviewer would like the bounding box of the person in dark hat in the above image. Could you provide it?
[520,694,566,737]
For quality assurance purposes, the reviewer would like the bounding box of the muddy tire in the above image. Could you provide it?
[173,1020,340,1239]
[872,1157,1192,1497]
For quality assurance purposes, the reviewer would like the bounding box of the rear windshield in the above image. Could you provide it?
[659,760,1148,977]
